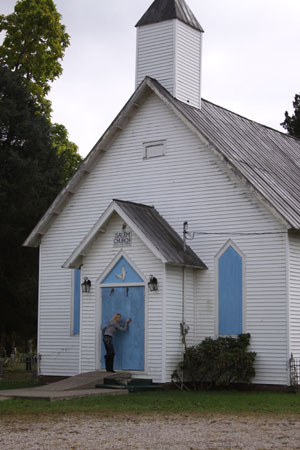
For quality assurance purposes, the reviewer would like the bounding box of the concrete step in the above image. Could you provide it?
[33,371,131,392]
[96,384,127,390]
[0,371,132,400]
[96,376,163,393]
[0,387,128,401]
[128,384,163,393]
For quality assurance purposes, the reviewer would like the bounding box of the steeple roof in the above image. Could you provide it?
[136,0,204,32]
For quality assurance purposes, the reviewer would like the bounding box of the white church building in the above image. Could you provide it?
[24,0,300,386]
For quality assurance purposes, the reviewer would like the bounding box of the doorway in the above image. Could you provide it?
[100,255,145,371]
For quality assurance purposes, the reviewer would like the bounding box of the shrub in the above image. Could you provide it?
[172,333,256,390]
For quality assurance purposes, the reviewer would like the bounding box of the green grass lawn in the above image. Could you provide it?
[1,390,300,416]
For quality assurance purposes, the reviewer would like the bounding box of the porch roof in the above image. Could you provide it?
[114,200,206,268]
[63,199,207,269]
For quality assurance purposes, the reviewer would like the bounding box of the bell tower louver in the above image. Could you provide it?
[135,0,204,109]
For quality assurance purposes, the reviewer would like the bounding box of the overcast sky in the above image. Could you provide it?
[1,0,300,157]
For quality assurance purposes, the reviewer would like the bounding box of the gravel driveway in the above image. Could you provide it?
[1,413,300,449]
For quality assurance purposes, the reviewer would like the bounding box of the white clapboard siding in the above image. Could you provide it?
[184,268,196,348]
[80,214,164,383]
[289,233,300,359]
[38,241,80,376]
[165,265,183,382]
[164,266,196,381]
[175,20,202,108]
[39,92,288,383]
[136,21,175,93]
[136,20,202,108]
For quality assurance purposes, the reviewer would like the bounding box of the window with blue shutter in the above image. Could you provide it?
[218,245,243,335]
[73,268,81,335]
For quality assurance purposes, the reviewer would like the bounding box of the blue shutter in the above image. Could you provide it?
[73,269,81,335]
[218,246,243,335]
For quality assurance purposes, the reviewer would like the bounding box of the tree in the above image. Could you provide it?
[0,0,70,115]
[0,0,82,167]
[0,66,68,351]
[0,1,82,352]
[281,93,300,139]
[50,123,82,183]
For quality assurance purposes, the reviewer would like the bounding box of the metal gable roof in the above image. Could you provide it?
[63,200,207,269]
[148,78,300,229]
[136,0,204,32]
[24,76,300,248]
[114,200,206,268]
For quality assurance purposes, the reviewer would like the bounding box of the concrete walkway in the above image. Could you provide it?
[0,371,130,401]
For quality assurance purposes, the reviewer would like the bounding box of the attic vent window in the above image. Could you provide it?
[143,140,166,159]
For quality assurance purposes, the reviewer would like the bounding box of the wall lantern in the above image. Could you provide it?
[81,277,91,293]
[148,275,158,292]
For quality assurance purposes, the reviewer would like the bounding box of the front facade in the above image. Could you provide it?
[25,0,300,386]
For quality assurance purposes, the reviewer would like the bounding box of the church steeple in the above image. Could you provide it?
[135,0,204,109]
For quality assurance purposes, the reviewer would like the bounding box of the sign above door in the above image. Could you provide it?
[113,231,132,247]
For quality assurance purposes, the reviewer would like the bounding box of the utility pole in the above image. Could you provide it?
[183,221,188,252]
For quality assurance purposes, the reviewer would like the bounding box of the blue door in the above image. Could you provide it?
[101,286,145,370]
[101,256,145,371]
